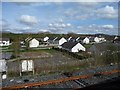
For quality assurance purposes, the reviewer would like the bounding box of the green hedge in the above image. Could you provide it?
[52,47,87,60]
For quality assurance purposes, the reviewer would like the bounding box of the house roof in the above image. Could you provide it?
[89,37,94,42]
[0,38,10,41]
[48,37,56,41]
[0,52,12,60]
[25,37,32,42]
[61,42,78,49]
[55,37,62,41]
[36,38,42,41]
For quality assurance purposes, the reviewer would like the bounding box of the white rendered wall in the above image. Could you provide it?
[83,37,89,44]
[72,43,86,52]
[59,38,67,45]
[29,38,39,48]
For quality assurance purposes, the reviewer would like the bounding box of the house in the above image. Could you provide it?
[43,36,49,42]
[0,59,7,79]
[59,37,67,45]
[89,37,95,43]
[0,52,12,79]
[61,42,86,52]
[0,38,10,46]
[83,37,90,44]
[48,37,58,45]
[94,37,100,43]
[0,60,7,73]
[67,37,72,41]
[113,37,120,43]
[69,37,81,42]
[0,52,12,60]
[29,38,39,48]
[76,37,81,42]
[94,36,106,43]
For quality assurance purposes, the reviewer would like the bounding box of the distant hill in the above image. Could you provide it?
[1,32,117,42]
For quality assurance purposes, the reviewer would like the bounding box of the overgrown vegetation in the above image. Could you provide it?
[52,47,91,60]
[93,43,120,65]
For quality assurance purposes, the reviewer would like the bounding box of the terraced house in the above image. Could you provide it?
[61,42,86,52]
[0,38,10,46]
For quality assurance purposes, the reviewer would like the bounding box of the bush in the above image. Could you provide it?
[53,47,87,60]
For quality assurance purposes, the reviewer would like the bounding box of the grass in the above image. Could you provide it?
[84,44,93,49]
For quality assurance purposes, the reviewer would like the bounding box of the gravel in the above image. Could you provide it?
[2,64,120,88]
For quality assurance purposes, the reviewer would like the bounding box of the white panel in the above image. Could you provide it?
[21,60,33,72]
[22,60,27,72]
[28,60,33,71]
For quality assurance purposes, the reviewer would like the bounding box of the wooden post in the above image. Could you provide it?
[20,60,22,77]
[6,60,8,79]
[32,60,35,75]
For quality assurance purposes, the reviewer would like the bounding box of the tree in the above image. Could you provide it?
[12,37,20,58]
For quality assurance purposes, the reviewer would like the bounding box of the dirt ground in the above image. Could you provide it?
[7,49,94,77]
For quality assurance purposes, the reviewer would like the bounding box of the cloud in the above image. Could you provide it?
[66,23,71,27]
[0,19,9,27]
[64,3,118,20]
[38,29,49,32]
[22,26,32,30]
[0,19,11,31]
[76,24,117,35]
[102,25,114,29]
[48,23,53,27]
[47,19,72,33]
[97,5,118,19]
[19,15,38,25]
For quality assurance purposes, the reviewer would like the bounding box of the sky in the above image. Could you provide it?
[1,1,119,35]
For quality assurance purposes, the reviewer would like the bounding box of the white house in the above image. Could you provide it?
[43,36,49,42]
[0,60,7,73]
[83,37,90,44]
[61,42,86,52]
[0,52,12,79]
[67,37,72,41]
[94,37,100,43]
[59,37,67,45]
[114,36,118,40]
[0,38,10,46]
[29,38,39,48]
[76,37,80,41]
[0,60,7,79]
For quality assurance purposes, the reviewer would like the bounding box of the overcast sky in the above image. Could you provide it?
[1,1,119,35]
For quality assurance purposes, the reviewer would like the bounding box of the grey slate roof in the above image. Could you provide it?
[0,52,12,60]
[54,37,62,41]
[36,38,42,42]
[61,42,78,50]
[0,38,10,41]
[89,37,94,42]
[48,37,56,41]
